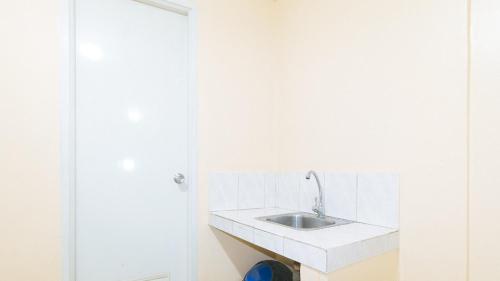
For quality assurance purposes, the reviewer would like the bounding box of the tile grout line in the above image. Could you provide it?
[263,173,267,209]
[236,173,240,211]
[355,173,359,222]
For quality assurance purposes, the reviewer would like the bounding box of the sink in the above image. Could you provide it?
[257,212,352,231]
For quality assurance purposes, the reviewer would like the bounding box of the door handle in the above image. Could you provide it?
[173,173,185,184]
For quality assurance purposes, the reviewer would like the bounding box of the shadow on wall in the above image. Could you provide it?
[212,227,296,277]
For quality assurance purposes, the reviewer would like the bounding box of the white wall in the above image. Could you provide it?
[469,0,500,280]
[0,0,61,279]
[273,1,468,280]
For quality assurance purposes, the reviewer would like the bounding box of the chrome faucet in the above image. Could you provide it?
[305,170,325,218]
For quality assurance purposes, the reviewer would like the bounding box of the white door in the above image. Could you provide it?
[75,0,189,280]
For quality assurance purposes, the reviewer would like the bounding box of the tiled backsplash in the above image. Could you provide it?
[209,172,399,228]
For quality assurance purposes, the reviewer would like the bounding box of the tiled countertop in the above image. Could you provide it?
[209,208,399,273]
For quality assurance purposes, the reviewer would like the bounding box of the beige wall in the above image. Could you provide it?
[196,0,279,280]
[0,0,279,280]
[2,0,499,281]
[469,0,500,280]
[301,251,399,281]
[0,0,61,280]
[273,1,468,281]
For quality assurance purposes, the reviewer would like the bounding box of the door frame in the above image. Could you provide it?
[59,1,198,280]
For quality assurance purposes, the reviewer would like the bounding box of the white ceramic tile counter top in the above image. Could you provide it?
[209,208,399,273]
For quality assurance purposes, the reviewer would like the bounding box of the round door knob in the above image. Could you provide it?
[173,173,185,184]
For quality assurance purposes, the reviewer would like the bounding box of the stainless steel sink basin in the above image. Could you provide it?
[257,212,352,231]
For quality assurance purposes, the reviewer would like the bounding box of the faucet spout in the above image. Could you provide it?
[305,170,325,218]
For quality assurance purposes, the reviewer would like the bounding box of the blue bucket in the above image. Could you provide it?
[243,260,292,281]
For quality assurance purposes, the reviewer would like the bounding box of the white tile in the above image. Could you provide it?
[153,278,169,281]
[357,173,399,228]
[324,172,357,220]
[238,173,266,209]
[327,231,399,271]
[276,173,300,210]
[253,229,284,255]
[208,172,238,211]
[209,214,233,234]
[210,208,399,273]
[327,242,361,271]
[284,238,327,272]
[357,231,399,260]
[299,171,325,214]
[385,231,400,252]
[264,174,277,208]
[232,222,254,242]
